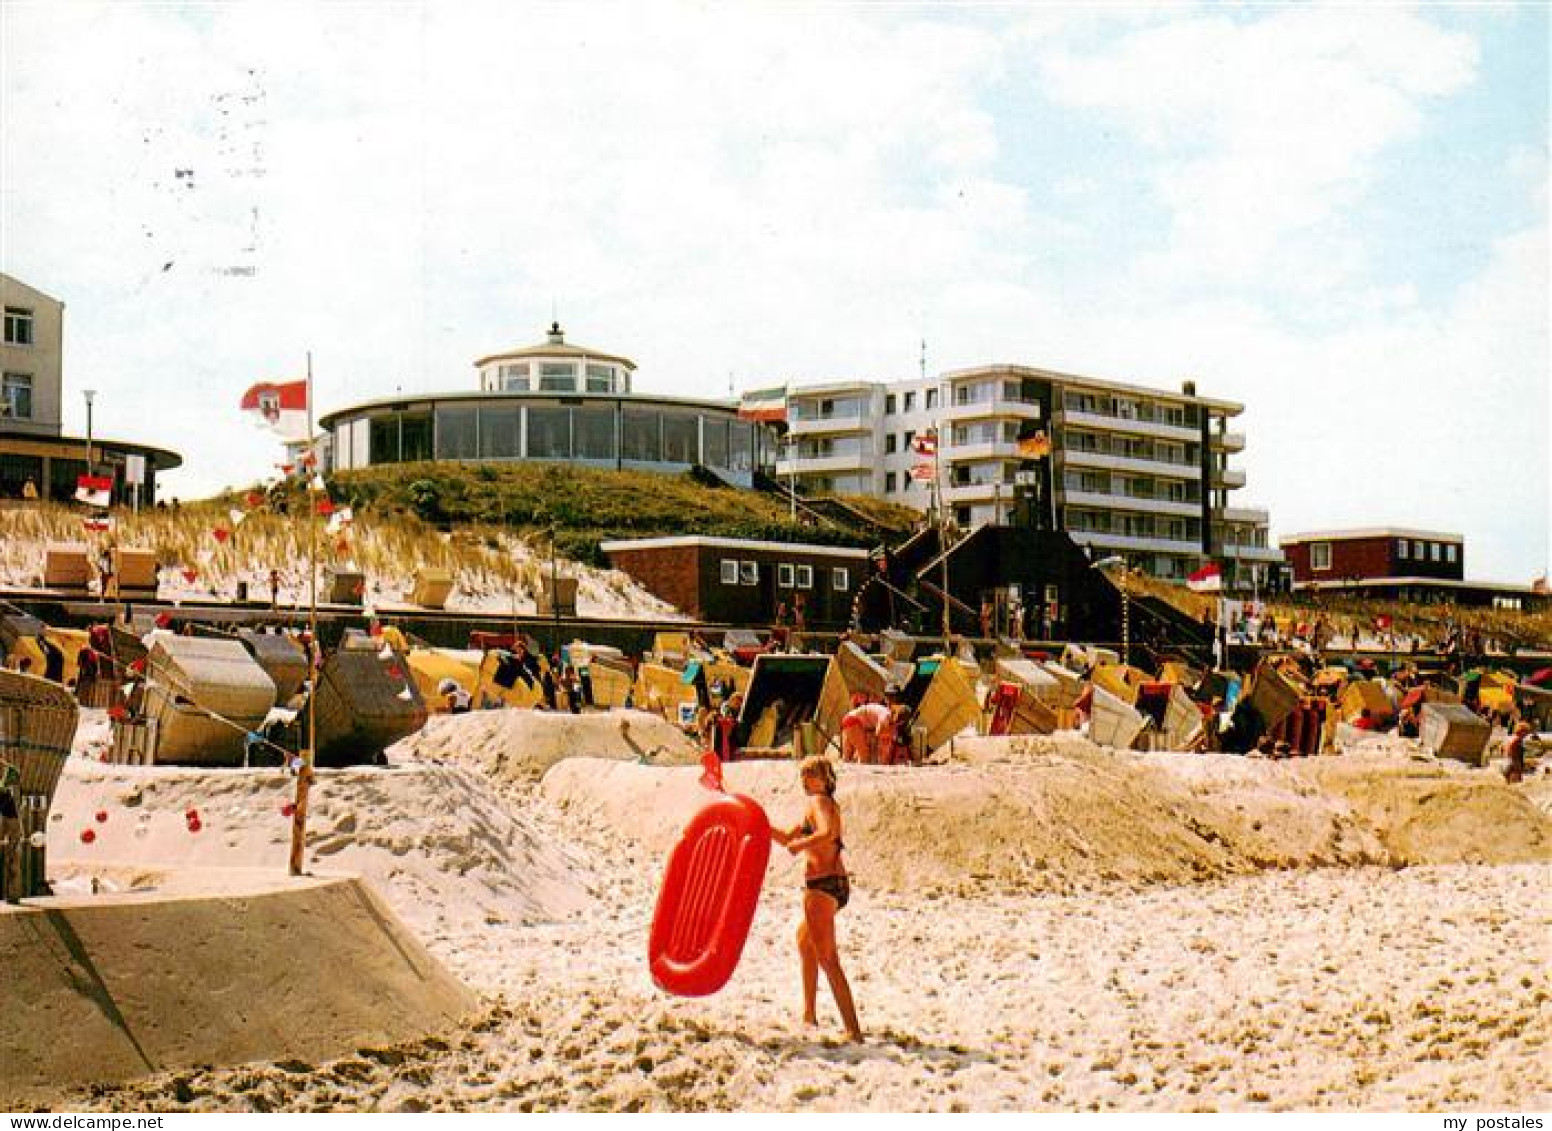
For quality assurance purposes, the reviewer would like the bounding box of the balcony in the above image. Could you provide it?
[1213,467,1247,489]
[1221,505,1269,524]
[945,440,1020,462]
[943,396,1042,424]
[1063,489,1200,518]
[775,453,872,477]
[1064,448,1202,480]
[943,481,1015,505]
[1059,408,1198,443]
[1221,543,1286,564]
[1068,530,1207,557]
[1211,430,1246,452]
[788,411,870,437]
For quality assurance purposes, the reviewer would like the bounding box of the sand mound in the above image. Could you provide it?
[390,708,700,783]
[0,876,475,1108]
[50,758,592,940]
[541,742,1552,895]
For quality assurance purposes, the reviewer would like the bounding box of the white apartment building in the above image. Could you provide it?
[767,364,1281,585]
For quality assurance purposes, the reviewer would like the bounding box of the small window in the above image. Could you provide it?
[1445,544,1457,563]
[885,434,897,454]
[720,559,739,585]
[1413,540,1424,559]
[1397,539,1408,561]
[1,372,32,419]
[539,362,576,392]
[585,364,614,393]
[1310,542,1332,571]
[903,429,915,449]
[3,307,34,346]
[903,392,916,412]
[796,564,813,589]
[777,563,795,588]
[1430,542,1442,562]
[884,471,897,493]
[739,561,758,586]
[832,568,849,592]
[926,388,938,410]
[885,394,896,414]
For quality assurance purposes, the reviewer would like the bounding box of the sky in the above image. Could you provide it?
[2,2,1547,582]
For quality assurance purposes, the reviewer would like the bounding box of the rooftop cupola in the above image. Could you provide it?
[547,322,565,345]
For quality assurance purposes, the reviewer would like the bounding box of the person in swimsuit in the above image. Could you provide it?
[771,755,863,1042]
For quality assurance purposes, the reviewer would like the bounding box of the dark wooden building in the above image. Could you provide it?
[1281,528,1464,586]
[600,536,869,627]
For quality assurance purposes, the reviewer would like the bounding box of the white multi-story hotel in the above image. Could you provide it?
[768,364,1280,585]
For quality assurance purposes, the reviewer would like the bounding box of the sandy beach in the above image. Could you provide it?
[28,712,1550,1113]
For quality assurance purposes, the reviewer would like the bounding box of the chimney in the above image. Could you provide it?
[1182,379,1197,397]
[547,322,564,345]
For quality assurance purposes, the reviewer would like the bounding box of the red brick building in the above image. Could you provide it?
[600,536,870,627]
[1281,528,1464,586]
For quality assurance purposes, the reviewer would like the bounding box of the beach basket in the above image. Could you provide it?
[43,543,92,592]
[112,547,159,599]
[816,642,892,739]
[142,637,278,766]
[0,612,45,669]
[312,647,427,766]
[1339,679,1395,726]
[405,647,482,713]
[537,575,578,616]
[994,658,1065,709]
[0,669,80,901]
[1419,702,1491,765]
[237,629,309,704]
[410,567,455,610]
[1247,660,1301,731]
[1089,685,1146,750]
[324,568,366,605]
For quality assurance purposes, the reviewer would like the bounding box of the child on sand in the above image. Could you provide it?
[771,756,863,1043]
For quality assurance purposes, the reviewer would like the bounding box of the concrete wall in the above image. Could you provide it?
[0,274,64,437]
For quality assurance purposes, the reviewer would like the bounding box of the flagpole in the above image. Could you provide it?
[288,351,317,877]
[936,416,950,650]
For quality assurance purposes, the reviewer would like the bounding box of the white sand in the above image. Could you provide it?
[34,715,1552,1112]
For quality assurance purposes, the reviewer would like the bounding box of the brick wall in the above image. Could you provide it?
[607,545,704,618]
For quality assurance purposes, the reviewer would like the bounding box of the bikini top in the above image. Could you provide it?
[800,818,844,853]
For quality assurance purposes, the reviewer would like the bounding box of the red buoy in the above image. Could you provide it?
[648,793,771,998]
[94,810,108,823]
[80,828,96,844]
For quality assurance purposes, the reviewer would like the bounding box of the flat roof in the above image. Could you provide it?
[600,535,870,558]
[1282,528,1463,544]
[0,430,182,468]
[318,389,742,429]
[940,363,1244,415]
[1295,576,1537,595]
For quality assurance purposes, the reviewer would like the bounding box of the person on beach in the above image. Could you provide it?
[1504,721,1531,784]
[771,756,863,1043]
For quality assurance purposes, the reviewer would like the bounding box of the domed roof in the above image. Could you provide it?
[473,322,636,371]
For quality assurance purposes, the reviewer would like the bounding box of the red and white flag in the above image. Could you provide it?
[75,474,113,508]
[82,514,114,533]
[240,379,309,441]
[1187,562,1223,592]
[911,430,938,458]
[909,462,936,482]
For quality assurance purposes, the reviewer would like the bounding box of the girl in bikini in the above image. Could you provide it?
[771,755,863,1042]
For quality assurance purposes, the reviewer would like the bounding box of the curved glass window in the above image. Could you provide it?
[500,363,530,391]
[401,413,432,463]
[370,416,399,463]
[729,421,753,472]
[573,405,616,460]
[435,406,478,460]
[539,363,576,392]
[702,417,729,468]
[528,405,571,458]
[585,364,615,393]
[662,412,698,464]
[621,409,660,461]
[479,405,521,459]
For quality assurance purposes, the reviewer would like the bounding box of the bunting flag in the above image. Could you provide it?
[228,508,247,528]
[298,448,318,468]
[276,463,295,476]
[240,379,309,441]
[212,527,232,544]
[309,474,326,493]
[75,474,113,508]
[316,497,336,516]
[911,430,938,458]
[82,514,114,533]
[180,567,198,584]
[244,491,266,509]
[909,462,936,482]
[334,537,352,557]
[1374,614,1393,631]
[1187,562,1223,593]
[1015,429,1052,459]
[326,506,353,535]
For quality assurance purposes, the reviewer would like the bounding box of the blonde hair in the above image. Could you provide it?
[798,755,837,796]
